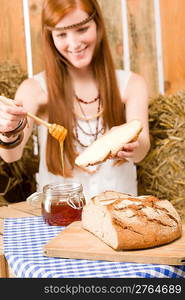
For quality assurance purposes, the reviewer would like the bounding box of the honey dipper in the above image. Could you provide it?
[0,96,67,143]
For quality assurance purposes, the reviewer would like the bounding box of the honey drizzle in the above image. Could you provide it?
[60,142,65,176]
[48,123,67,176]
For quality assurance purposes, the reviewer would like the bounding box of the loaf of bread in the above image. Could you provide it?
[75,119,142,167]
[82,191,182,250]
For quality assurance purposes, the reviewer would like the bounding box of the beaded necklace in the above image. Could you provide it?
[74,94,105,148]
[75,94,99,104]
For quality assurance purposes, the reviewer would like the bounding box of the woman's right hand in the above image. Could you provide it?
[0,98,27,133]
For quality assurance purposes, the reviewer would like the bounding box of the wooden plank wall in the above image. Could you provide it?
[0,0,27,72]
[160,0,185,94]
[126,0,158,96]
[0,0,185,97]
[29,0,43,74]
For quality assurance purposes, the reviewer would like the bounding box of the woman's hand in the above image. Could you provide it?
[115,140,139,161]
[0,99,26,133]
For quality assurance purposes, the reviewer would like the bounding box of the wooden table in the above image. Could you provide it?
[0,201,41,278]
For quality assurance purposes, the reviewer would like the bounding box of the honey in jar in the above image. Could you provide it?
[27,182,86,226]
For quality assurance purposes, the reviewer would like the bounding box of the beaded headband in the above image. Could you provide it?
[45,11,96,31]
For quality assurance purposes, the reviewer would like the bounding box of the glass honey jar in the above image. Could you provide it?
[27,182,86,226]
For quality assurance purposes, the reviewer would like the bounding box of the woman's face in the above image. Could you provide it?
[52,9,97,69]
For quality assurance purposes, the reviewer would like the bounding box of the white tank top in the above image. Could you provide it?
[33,70,137,201]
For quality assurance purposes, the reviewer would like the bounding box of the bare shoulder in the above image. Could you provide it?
[15,77,47,114]
[127,72,148,92]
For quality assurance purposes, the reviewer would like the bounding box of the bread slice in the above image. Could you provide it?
[75,119,142,167]
[82,191,182,250]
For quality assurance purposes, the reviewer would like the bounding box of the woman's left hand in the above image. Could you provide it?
[116,140,139,161]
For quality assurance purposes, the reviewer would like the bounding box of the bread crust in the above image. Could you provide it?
[82,191,182,250]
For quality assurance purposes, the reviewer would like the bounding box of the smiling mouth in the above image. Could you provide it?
[69,46,87,54]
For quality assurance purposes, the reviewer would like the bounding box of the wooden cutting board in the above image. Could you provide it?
[43,222,185,265]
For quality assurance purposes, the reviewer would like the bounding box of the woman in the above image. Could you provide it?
[0,0,150,200]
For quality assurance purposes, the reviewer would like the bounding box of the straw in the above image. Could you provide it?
[137,91,185,222]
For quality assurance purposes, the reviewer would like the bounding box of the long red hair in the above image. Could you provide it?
[42,0,125,177]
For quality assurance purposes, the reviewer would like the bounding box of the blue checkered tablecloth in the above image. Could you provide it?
[3,216,185,278]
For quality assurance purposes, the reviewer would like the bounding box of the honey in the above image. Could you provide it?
[41,201,83,226]
[49,123,67,176]
[49,123,67,143]
[39,183,85,226]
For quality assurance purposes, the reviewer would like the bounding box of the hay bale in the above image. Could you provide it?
[0,62,39,206]
[0,61,26,98]
[137,92,185,222]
